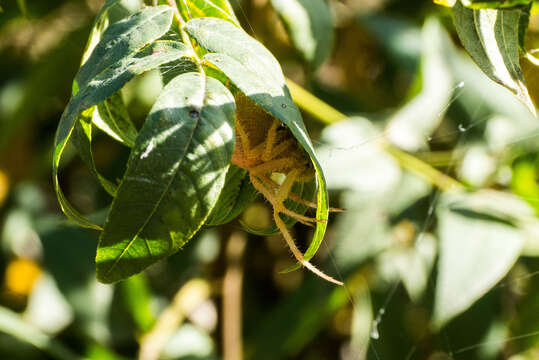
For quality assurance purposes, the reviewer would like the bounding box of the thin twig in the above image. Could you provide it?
[222,232,247,360]
[138,279,211,360]
[285,78,466,192]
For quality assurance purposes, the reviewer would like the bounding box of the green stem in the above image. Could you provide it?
[383,144,464,191]
[167,0,204,74]
[285,78,465,192]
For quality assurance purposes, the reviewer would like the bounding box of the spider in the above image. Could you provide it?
[232,93,343,286]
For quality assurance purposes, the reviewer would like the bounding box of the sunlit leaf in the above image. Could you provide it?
[178,0,239,25]
[461,0,532,9]
[270,0,334,69]
[72,108,119,197]
[93,92,138,148]
[96,72,236,283]
[434,0,457,6]
[185,17,330,267]
[452,1,536,115]
[53,6,183,230]
[80,0,145,66]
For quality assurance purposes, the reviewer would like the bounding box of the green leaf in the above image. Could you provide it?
[519,3,532,51]
[185,17,330,267]
[205,165,258,226]
[75,7,174,90]
[178,0,240,25]
[452,1,536,115]
[53,6,187,230]
[72,109,119,197]
[433,190,528,328]
[80,0,145,66]
[461,0,532,9]
[387,17,455,151]
[93,92,138,147]
[96,72,236,283]
[71,41,190,199]
[121,275,155,332]
[270,0,334,69]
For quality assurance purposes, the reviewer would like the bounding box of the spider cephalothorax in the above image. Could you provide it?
[232,93,342,285]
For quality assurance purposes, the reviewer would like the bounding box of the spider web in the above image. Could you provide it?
[226,1,539,359]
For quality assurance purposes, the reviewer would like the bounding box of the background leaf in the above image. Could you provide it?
[270,0,334,69]
[433,190,529,328]
[386,17,455,151]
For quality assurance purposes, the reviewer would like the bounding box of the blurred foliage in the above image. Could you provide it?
[0,0,539,359]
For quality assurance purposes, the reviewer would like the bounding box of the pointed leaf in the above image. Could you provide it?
[452,1,536,115]
[387,17,455,151]
[185,17,330,267]
[270,0,334,69]
[96,72,235,283]
[433,190,528,328]
[81,0,145,66]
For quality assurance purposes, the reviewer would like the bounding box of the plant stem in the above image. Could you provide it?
[285,78,465,192]
[383,144,464,191]
[167,0,204,74]
[138,279,211,360]
[286,79,346,125]
[222,232,247,360]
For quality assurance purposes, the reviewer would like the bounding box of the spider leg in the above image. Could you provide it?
[259,174,345,213]
[250,158,296,175]
[248,173,342,285]
[248,174,315,227]
[235,117,252,154]
[262,118,281,162]
[272,207,343,286]
[251,169,325,225]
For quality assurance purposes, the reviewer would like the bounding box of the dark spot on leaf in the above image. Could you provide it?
[281,104,287,109]
[189,109,199,118]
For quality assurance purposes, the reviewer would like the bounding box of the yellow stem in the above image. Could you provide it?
[285,78,466,192]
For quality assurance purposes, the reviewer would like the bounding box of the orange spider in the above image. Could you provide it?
[232,94,343,286]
